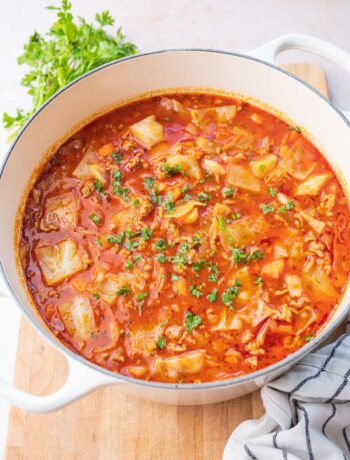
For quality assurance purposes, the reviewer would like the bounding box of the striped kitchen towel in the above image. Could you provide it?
[224,333,350,460]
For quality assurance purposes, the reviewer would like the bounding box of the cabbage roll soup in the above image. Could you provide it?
[19,92,350,383]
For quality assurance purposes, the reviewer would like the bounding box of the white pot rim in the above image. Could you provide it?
[1,47,349,391]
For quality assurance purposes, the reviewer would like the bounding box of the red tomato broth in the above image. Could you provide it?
[19,93,350,383]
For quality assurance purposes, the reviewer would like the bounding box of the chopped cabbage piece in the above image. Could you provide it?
[279,141,315,180]
[196,137,217,154]
[212,309,243,331]
[303,267,338,301]
[166,153,202,180]
[215,105,237,122]
[126,323,164,357]
[73,150,101,180]
[285,274,303,297]
[44,192,77,229]
[152,350,205,379]
[239,297,274,327]
[87,163,106,184]
[130,115,164,149]
[220,219,255,251]
[58,295,95,339]
[261,259,285,278]
[166,200,204,224]
[250,155,278,179]
[300,210,325,234]
[227,162,261,193]
[295,173,331,196]
[35,239,84,285]
[203,158,226,176]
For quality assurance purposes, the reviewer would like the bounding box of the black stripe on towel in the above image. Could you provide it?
[272,432,288,459]
[326,367,350,404]
[343,427,350,454]
[322,403,336,437]
[290,335,348,395]
[296,402,314,460]
[244,444,258,460]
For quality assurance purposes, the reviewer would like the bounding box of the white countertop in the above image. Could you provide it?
[0,0,349,456]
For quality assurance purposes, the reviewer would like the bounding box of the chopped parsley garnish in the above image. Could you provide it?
[157,254,167,263]
[111,151,122,163]
[113,170,130,201]
[182,193,192,201]
[222,281,241,309]
[93,179,104,193]
[254,276,263,286]
[248,250,264,262]
[134,255,142,264]
[260,203,275,215]
[171,274,179,282]
[144,176,155,191]
[89,213,102,225]
[156,336,167,349]
[294,125,302,133]
[258,164,266,172]
[268,187,277,197]
[116,285,130,296]
[179,243,190,254]
[154,239,167,251]
[218,216,227,230]
[231,212,241,220]
[304,335,314,342]
[192,235,202,247]
[141,227,152,240]
[170,253,188,266]
[232,248,248,264]
[279,205,287,214]
[164,199,175,214]
[125,227,137,239]
[223,187,234,197]
[182,184,192,193]
[189,285,202,298]
[286,200,295,210]
[93,292,100,300]
[107,232,125,244]
[192,260,206,272]
[208,262,219,282]
[97,236,102,246]
[136,292,148,302]
[132,199,140,206]
[113,170,122,180]
[198,192,211,203]
[125,260,133,270]
[163,163,182,177]
[207,288,218,303]
[124,240,140,251]
[185,311,202,332]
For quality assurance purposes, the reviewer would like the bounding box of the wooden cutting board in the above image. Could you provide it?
[6,64,329,460]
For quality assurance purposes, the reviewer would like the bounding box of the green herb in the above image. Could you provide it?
[223,187,234,197]
[208,262,219,282]
[294,125,302,133]
[164,199,175,214]
[189,285,202,298]
[94,180,104,193]
[156,336,167,349]
[141,227,152,240]
[89,213,102,225]
[192,235,201,248]
[170,253,188,266]
[192,260,206,272]
[132,199,140,206]
[182,184,192,193]
[260,203,275,215]
[154,239,166,251]
[258,164,266,172]
[3,0,137,139]
[125,260,133,270]
[254,276,263,286]
[182,193,192,201]
[248,250,264,262]
[171,274,179,282]
[231,212,241,220]
[279,205,287,214]
[124,240,140,251]
[198,192,211,203]
[207,288,218,303]
[268,187,277,197]
[286,200,295,210]
[144,176,155,191]
[93,292,100,300]
[304,335,314,342]
[136,292,148,302]
[222,281,241,309]
[179,243,190,254]
[163,163,182,177]
[157,254,167,263]
[97,236,102,246]
[116,285,130,296]
[218,216,227,230]
[111,152,122,163]
[232,248,247,264]
[107,232,125,244]
[185,311,202,332]
[134,255,142,264]
[125,227,137,239]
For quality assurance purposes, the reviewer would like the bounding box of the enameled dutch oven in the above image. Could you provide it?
[1,34,350,412]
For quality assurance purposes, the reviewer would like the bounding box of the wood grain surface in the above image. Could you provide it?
[5,63,329,460]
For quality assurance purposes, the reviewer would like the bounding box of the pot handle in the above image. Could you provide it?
[247,34,350,120]
[0,286,118,412]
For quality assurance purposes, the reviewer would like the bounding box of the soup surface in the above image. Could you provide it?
[20,93,350,383]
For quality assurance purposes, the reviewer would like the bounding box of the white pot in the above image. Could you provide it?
[1,34,350,412]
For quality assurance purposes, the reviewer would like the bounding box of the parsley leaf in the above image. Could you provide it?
[222,281,241,309]
[260,203,275,215]
[156,336,167,349]
[89,213,102,225]
[268,187,277,197]
[198,192,211,203]
[154,239,167,251]
[141,227,152,240]
[3,0,138,140]
[208,262,219,282]
[136,292,148,302]
[185,311,202,332]
[192,260,206,272]
[163,163,182,177]
[189,285,202,298]
[207,288,218,303]
[116,285,130,296]
[223,187,234,197]
[232,248,247,264]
